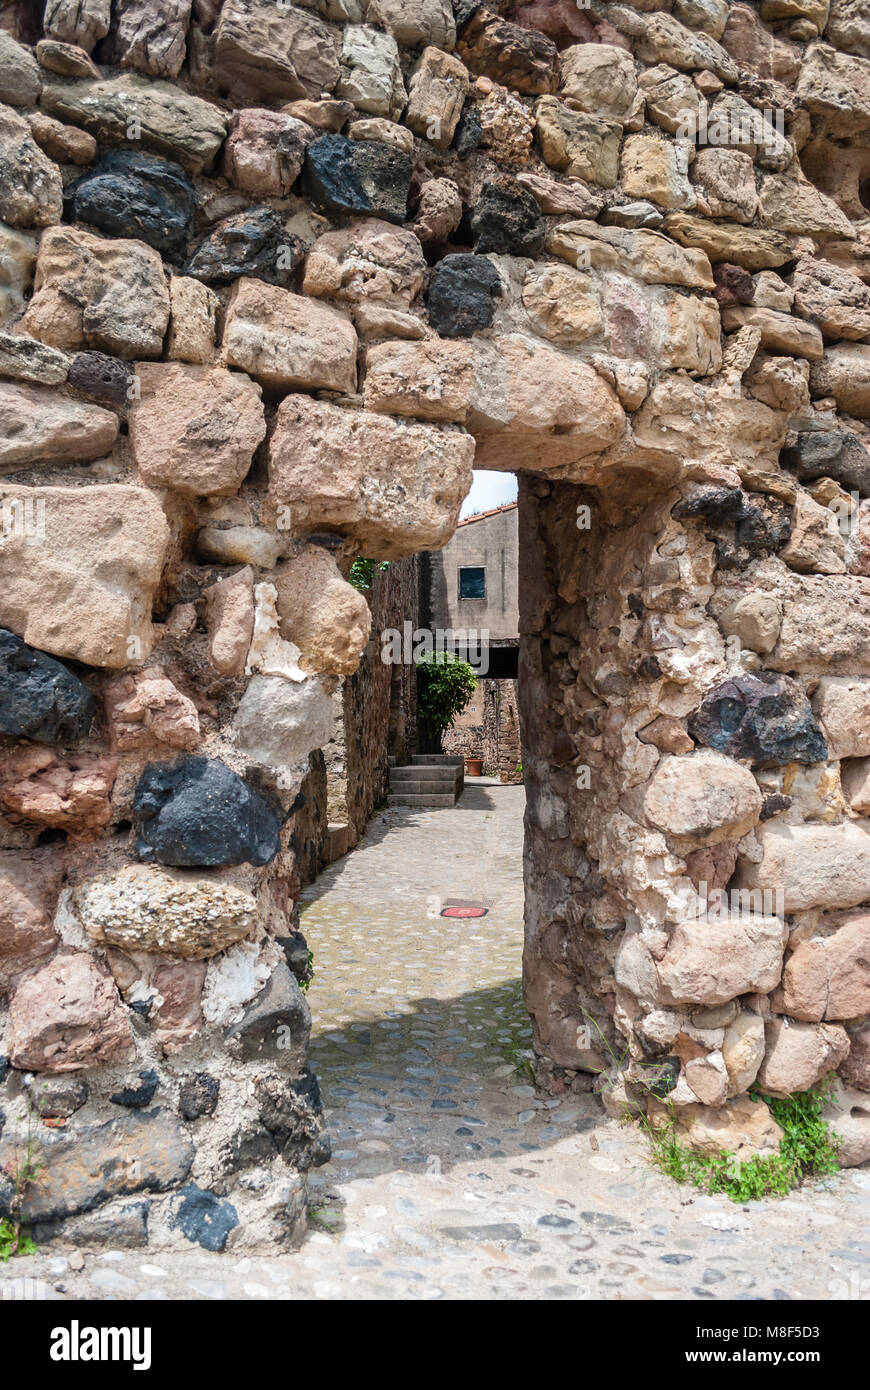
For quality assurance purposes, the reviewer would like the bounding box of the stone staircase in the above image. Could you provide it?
[387,755,465,808]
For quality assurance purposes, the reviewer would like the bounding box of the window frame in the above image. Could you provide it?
[457,564,487,600]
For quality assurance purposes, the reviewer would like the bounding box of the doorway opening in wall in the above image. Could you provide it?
[291,472,567,1252]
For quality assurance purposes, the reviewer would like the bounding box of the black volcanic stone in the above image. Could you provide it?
[277,931,311,984]
[673,487,791,566]
[688,671,828,767]
[68,351,131,410]
[110,1069,159,1110]
[302,135,412,224]
[223,962,309,1065]
[255,1068,331,1170]
[0,629,95,744]
[427,253,503,337]
[453,0,483,28]
[186,206,304,287]
[170,1182,238,1252]
[452,102,482,156]
[470,178,545,256]
[179,1072,220,1121]
[133,756,282,868]
[648,1057,681,1098]
[65,150,196,262]
[780,430,870,497]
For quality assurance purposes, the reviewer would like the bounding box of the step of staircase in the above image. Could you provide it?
[389,757,464,807]
[390,765,463,783]
[411,754,464,765]
[387,792,458,808]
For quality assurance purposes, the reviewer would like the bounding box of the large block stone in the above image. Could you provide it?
[134,756,283,868]
[20,225,170,360]
[643,750,763,847]
[223,279,358,393]
[74,864,259,960]
[0,483,169,669]
[0,1110,193,1222]
[267,392,473,558]
[757,1016,851,1097]
[470,335,626,475]
[8,953,134,1072]
[41,74,227,175]
[656,913,786,1007]
[0,851,61,992]
[65,150,196,262]
[302,133,413,223]
[781,912,870,1022]
[737,819,870,911]
[129,363,266,498]
[214,0,340,103]
[0,381,118,472]
[223,960,311,1067]
[689,671,828,765]
[0,105,63,230]
[0,630,95,744]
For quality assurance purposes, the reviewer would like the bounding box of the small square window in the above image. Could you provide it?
[458,566,486,600]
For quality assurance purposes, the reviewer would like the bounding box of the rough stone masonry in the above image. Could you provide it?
[1,0,870,1251]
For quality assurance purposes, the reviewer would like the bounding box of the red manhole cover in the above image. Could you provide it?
[441,904,488,918]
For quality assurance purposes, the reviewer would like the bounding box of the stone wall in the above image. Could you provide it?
[0,0,870,1250]
[444,674,522,779]
[324,556,419,842]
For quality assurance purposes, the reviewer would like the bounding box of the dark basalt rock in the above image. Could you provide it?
[0,1056,8,1086]
[186,206,305,287]
[427,253,503,337]
[170,1182,239,1252]
[36,1077,89,1119]
[276,931,312,985]
[453,0,484,29]
[673,487,791,567]
[110,1069,159,1110]
[452,102,482,156]
[68,351,131,410]
[255,1068,331,1171]
[133,756,283,868]
[178,1072,220,1121]
[781,430,870,498]
[470,178,545,256]
[65,150,196,262]
[0,629,95,744]
[647,1058,681,1097]
[1,1110,193,1223]
[689,671,828,767]
[36,1200,151,1249]
[223,962,310,1065]
[302,134,412,224]
[218,1124,277,1177]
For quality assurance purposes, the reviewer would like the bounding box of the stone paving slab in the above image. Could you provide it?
[8,785,870,1301]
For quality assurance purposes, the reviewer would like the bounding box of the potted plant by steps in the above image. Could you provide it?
[465,755,484,777]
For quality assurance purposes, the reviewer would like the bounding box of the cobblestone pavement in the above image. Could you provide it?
[9,784,870,1300]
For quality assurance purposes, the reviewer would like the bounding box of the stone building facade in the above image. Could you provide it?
[0,0,870,1250]
[427,500,522,777]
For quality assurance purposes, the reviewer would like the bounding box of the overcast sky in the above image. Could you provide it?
[459,470,519,519]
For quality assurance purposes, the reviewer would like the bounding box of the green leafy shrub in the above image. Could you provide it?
[645,1078,841,1203]
[415,650,478,740]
